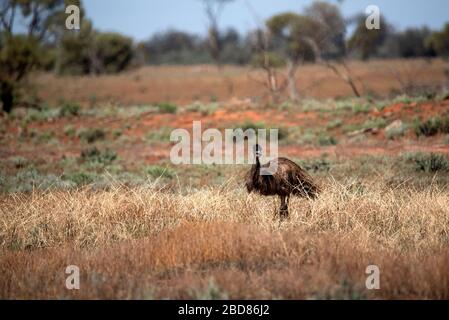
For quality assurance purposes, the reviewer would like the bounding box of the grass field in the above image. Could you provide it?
[1,59,449,299]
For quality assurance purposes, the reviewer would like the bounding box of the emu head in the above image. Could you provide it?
[253,144,263,158]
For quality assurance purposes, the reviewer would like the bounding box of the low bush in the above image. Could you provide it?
[413,117,449,137]
[404,152,449,173]
[59,101,81,117]
[80,147,117,165]
[78,128,106,144]
[156,102,178,114]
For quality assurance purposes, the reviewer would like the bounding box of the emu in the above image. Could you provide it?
[245,144,320,218]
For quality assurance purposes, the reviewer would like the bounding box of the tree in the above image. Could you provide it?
[143,30,209,65]
[304,0,346,59]
[200,0,235,97]
[0,0,67,113]
[396,27,435,58]
[266,12,327,101]
[220,28,251,65]
[304,1,361,97]
[247,28,284,103]
[89,32,134,74]
[427,23,449,58]
[51,0,89,74]
[348,14,389,60]
[58,19,93,74]
[200,0,233,67]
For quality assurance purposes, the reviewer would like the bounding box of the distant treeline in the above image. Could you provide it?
[52,23,449,71]
[1,0,449,112]
[142,25,447,66]
[142,28,252,65]
[38,2,449,74]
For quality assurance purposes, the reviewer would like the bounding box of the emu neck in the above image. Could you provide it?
[255,155,261,169]
[252,155,261,180]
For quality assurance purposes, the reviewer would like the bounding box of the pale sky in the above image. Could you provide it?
[83,0,449,41]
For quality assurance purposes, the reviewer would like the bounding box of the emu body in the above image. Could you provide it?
[245,147,320,218]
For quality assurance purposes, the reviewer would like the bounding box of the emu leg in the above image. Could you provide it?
[279,195,289,219]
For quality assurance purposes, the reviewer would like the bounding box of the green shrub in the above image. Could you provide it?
[405,153,449,173]
[144,165,175,179]
[413,117,440,137]
[292,129,316,145]
[327,119,343,130]
[64,125,76,138]
[145,127,173,143]
[156,102,178,114]
[362,118,387,130]
[78,128,106,143]
[37,130,56,143]
[64,171,96,186]
[10,156,28,169]
[352,103,371,114]
[23,108,59,123]
[317,134,338,146]
[237,121,267,132]
[59,101,81,117]
[392,94,413,104]
[112,129,123,138]
[298,158,332,173]
[186,102,219,116]
[9,168,74,193]
[80,147,117,165]
[276,127,289,141]
[413,116,449,137]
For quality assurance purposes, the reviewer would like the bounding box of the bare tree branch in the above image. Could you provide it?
[0,0,16,35]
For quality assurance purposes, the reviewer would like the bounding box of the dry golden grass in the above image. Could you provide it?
[1,177,449,299]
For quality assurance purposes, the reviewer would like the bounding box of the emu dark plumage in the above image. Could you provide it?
[245,146,320,218]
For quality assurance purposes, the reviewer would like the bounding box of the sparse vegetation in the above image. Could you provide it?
[327,118,343,130]
[405,152,449,172]
[156,102,178,114]
[317,134,338,146]
[413,116,449,137]
[144,165,175,179]
[36,130,57,144]
[64,125,76,138]
[64,171,96,186]
[145,127,173,143]
[352,103,371,114]
[386,122,408,140]
[78,128,106,144]
[59,101,81,117]
[186,102,219,115]
[80,147,117,166]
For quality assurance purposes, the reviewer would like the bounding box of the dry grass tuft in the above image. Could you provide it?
[1,178,449,299]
